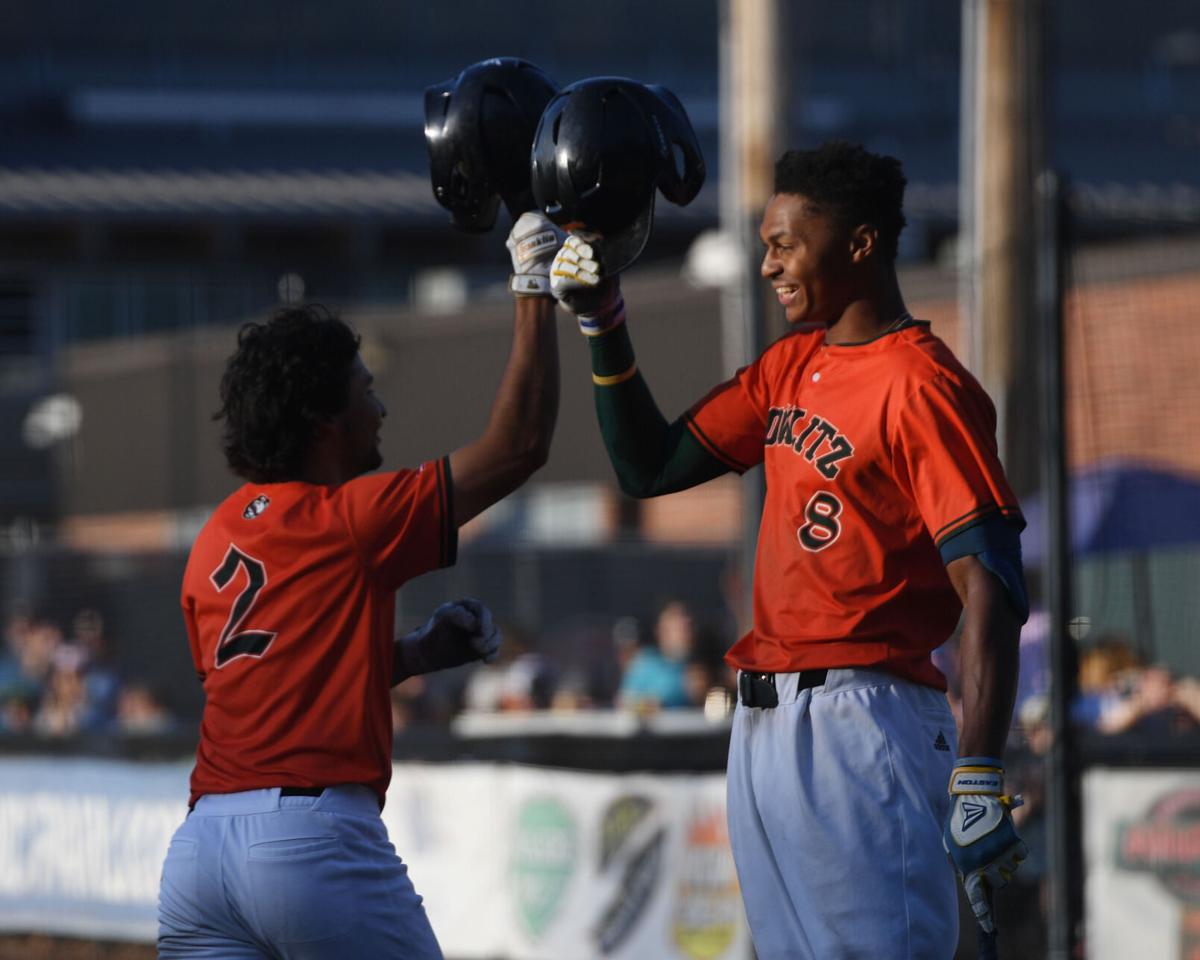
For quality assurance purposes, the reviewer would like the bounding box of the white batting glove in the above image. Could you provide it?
[506,211,565,298]
[394,598,502,681]
[550,233,626,336]
[942,759,1029,934]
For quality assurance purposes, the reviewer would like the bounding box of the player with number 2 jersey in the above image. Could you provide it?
[182,460,454,808]
[159,205,562,960]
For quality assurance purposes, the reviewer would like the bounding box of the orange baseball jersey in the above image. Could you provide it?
[181,458,455,807]
[686,323,1021,689]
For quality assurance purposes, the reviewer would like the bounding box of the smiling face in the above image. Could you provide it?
[759,192,860,327]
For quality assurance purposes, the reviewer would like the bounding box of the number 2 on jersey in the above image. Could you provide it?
[210,545,277,667]
[797,491,843,552]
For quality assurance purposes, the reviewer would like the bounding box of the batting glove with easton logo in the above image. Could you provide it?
[942,757,1028,934]
[507,211,566,298]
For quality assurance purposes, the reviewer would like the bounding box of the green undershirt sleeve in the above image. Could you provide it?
[588,324,730,498]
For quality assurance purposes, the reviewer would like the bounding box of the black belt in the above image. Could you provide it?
[738,669,828,708]
[280,786,326,797]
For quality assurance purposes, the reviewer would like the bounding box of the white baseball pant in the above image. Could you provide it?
[727,667,959,959]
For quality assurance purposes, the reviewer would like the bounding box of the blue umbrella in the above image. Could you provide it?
[1020,459,1200,565]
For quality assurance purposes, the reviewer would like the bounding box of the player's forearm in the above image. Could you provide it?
[491,295,559,465]
[450,297,559,524]
[392,630,476,685]
[590,322,669,490]
[392,628,424,685]
[589,324,726,497]
[951,558,1021,760]
[447,298,558,526]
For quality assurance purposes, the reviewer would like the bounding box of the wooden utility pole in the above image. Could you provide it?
[720,0,787,632]
[965,0,1043,498]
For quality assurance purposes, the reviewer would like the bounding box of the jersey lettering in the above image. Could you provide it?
[797,492,843,552]
[210,545,277,668]
[792,415,823,454]
[765,406,856,479]
[802,419,838,460]
[815,436,855,479]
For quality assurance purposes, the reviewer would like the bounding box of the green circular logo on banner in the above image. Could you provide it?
[511,796,578,939]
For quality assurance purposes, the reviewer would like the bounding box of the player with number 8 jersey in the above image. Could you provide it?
[549,139,1029,958]
[688,319,1020,688]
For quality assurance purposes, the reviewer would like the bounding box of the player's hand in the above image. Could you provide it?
[426,597,501,664]
[942,759,1028,934]
[506,211,565,298]
[550,233,626,336]
[393,598,502,683]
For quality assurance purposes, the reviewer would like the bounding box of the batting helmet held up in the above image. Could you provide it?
[424,57,559,233]
[530,77,706,274]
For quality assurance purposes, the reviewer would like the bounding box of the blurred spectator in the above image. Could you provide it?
[1094,663,1200,737]
[0,606,177,738]
[462,622,556,713]
[113,682,174,734]
[1,691,36,733]
[548,667,594,711]
[391,668,466,730]
[32,646,88,736]
[71,608,122,730]
[617,598,698,711]
[683,654,716,708]
[10,617,63,696]
[1072,634,1141,730]
[611,616,642,681]
[0,612,36,695]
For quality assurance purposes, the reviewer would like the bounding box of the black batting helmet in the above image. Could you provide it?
[424,57,559,233]
[530,77,706,274]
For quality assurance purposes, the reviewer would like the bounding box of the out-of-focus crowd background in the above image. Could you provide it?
[2,1,1200,957]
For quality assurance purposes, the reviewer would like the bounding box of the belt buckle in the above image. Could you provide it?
[739,671,778,709]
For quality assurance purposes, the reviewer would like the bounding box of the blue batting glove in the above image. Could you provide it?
[942,758,1028,934]
[394,598,502,680]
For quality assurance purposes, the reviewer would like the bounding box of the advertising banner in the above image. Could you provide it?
[1085,767,1200,960]
[0,757,749,959]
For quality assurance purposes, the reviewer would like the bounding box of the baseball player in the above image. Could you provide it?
[157,211,564,959]
[550,141,1028,958]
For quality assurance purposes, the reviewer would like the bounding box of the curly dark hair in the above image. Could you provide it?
[216,304,362,483]
[774,141,908,262]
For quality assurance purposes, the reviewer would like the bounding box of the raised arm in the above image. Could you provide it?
[448,213,562,526]
[551,234,729,498]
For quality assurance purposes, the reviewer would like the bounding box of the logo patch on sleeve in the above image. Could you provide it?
[242,495,270,520]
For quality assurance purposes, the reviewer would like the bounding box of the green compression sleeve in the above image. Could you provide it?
[588,324,730,498]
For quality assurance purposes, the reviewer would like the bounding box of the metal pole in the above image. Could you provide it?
[1038,169,1083,960]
